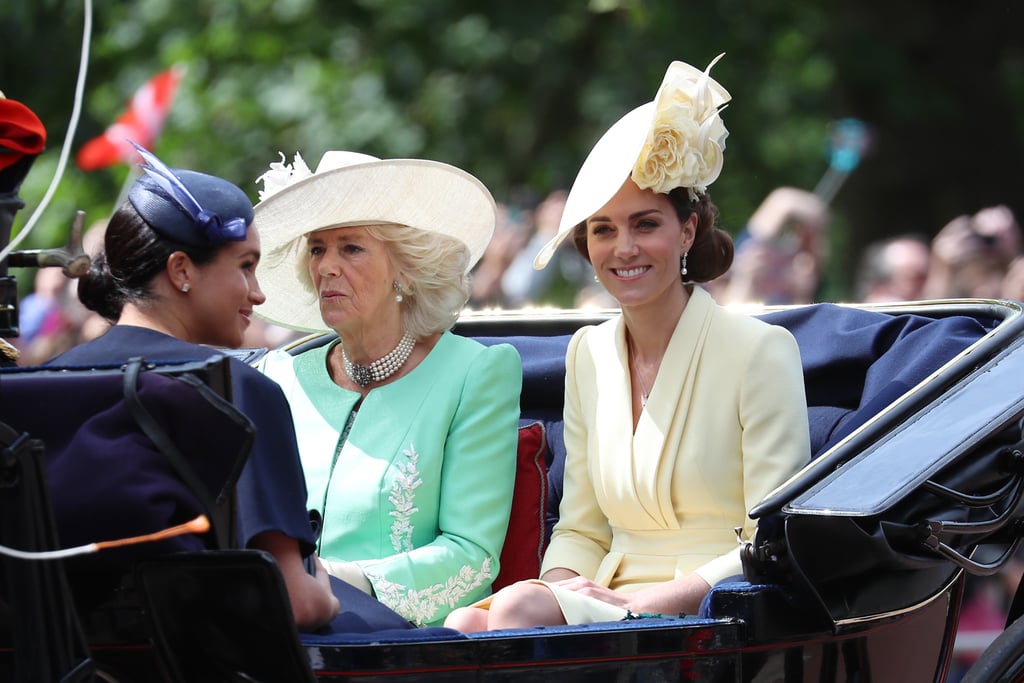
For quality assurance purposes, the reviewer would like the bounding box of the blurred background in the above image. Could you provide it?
[1,0,1022,309]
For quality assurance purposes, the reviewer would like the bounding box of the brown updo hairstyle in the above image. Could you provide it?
[571,186,734,283]
[77,201,219,322]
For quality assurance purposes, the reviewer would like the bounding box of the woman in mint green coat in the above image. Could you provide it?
[252,150,522,626]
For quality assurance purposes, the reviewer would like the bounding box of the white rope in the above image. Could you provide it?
[0,542,98,561]
[0,514,208,561]
[0,0,92,263]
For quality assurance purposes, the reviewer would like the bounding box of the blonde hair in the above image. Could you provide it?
[367,224,471,337]
[290,224,471,338]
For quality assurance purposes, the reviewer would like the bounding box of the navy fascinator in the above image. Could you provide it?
[127,143,253,248]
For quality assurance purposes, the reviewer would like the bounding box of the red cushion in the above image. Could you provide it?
[493,422,548,591]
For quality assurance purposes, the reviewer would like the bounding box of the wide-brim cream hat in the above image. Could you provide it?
[252,150,496,332]
[534,54,731,269]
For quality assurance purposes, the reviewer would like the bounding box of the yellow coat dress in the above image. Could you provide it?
[539,286,811,623]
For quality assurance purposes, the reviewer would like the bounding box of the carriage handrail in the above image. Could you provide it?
[923,533,1024,577]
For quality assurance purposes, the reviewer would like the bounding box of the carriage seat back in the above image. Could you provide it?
[0,357,254,630]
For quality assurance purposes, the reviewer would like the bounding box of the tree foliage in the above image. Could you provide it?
[2,0,1022,299]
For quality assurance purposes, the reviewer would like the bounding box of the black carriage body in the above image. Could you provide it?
[3,299,1024,682]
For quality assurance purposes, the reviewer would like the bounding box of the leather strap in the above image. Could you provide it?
[121,357,228,550]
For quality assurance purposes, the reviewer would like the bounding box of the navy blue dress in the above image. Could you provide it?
[47,326,418,634]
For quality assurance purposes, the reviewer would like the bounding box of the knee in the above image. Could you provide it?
[444,606,488,633]
[489,581,561,629]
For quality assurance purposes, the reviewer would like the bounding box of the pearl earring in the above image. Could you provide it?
[680,252,688,277]
[393,280,404,303]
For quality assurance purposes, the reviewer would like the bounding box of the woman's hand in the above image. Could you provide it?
[252,531,340,631]
[312,555,339,594]
[550,575,633,609]
[550,573,713,616]
[625,575,712,616]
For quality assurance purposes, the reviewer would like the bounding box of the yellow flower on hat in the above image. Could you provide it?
[632,53,731,201]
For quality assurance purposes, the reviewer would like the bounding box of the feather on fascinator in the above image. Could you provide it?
[127,142,252,248]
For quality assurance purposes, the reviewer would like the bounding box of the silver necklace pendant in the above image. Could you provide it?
[348,363,375,388]
[627,335,653,408]
[342,331,416,388]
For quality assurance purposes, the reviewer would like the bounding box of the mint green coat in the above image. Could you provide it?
[260,332,522,626]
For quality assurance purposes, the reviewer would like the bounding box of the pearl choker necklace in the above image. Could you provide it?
[342,331,416,388]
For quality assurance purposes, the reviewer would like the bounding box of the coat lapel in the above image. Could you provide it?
[632,287,716,528]
[591,318,650,519]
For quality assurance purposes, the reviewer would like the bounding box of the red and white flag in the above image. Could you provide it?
[76,65,184,171]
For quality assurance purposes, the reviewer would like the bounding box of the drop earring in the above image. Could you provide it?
[680,252,688,277]
[393,280,404,303]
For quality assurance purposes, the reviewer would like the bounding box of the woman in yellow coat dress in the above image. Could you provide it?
[445,54,811,631]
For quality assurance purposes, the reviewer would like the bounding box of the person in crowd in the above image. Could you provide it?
[466,189,583,310]
[46,146,417,633]
[500,189,576,308]
[923,205,1021,300]
[13,221,110,365]
[251,150,523,627]
[714,186,830,305]
[16,266,71,344]
[1001,255,1024,303]
[444,55,811,632]
[854,234,931,303]
[467,202,533,308]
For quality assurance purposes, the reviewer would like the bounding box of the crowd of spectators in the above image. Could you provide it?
[6,188,1022,365]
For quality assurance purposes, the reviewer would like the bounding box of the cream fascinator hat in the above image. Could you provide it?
[252,150,497,332]
[533,54,731,269]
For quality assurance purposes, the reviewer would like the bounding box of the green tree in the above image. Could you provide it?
[3,0,1023,301]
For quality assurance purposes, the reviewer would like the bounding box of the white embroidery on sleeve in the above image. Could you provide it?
[388,445,422,552]
[368,557,493,625]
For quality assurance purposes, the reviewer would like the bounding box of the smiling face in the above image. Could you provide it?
[306,225,400,335]
[189,227,265,348]
[585,179,695,311]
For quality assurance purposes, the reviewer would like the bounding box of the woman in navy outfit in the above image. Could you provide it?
[48,145,413,633]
